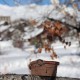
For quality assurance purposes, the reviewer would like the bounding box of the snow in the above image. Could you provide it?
[0,40,80,78]
[0,21,5,25]
[52,41,80,54]
[0,4,80,78]
[0,25,10,32]
[23,27,43,39]
[0,4,79,21]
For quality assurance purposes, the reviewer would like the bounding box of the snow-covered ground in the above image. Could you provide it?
[0,4,80,78]
[0,40,80,78]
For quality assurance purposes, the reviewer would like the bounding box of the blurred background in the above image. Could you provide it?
[0,0,80,78]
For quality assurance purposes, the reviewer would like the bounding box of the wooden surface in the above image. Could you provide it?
[0,74,80,80]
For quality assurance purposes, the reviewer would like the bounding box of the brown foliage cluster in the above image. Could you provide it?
[37,42,57,59]
[41,20,69,42]
[35,19,71,59]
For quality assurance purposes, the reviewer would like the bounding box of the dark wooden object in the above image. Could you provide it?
[29,59,59,77]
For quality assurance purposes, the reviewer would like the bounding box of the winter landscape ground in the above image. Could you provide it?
[0,1,80,79]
